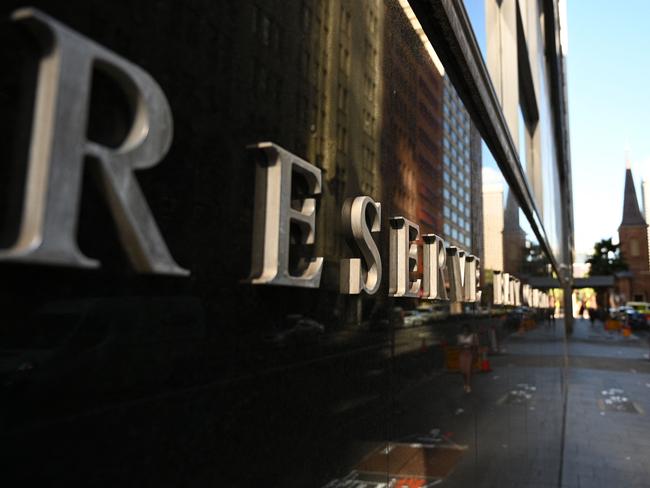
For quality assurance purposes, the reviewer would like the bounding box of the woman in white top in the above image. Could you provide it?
[457,324,478,393]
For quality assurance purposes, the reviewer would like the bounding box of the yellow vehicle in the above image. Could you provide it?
[626,302,650,320]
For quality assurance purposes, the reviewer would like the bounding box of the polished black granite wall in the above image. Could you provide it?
[0,2,558,486]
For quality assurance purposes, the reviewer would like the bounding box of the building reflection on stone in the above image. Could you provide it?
[0,0,571,486]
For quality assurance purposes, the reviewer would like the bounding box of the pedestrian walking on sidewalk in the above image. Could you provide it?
[588,307,596,326]
[549,305,556,324]
[458,324,478,393]
[578,301,586,318]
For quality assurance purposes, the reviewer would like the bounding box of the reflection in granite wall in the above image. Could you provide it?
[0,1,563,486]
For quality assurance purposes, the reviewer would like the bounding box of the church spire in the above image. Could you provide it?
[620,165,647,227]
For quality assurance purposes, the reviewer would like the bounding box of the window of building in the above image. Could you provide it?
[631,238,640,257]
[340,6,351,37]
[338,43,350,75]
[336,123,347,153]
[301,3,310,32]
[261,15,271,46]
[337,83,347,112]
[252,5,259,32]
[363,109,373,135]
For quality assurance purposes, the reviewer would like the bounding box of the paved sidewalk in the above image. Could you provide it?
[388,317,650,487]
[561,319,650,488]
[391,320,567,488]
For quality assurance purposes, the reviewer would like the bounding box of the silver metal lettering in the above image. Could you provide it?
[522,284,532,306]
[463,254,479,302]
[248,142,323,287]
[493,271,512,305]
[502,272,511,305]
[493,271,503,305]
[2,8,187,275]
[511,278,521,306]
[447,247,466,302]
[340,196,382,295]
[422,233,448,300]
[532,289,540,308]
[388,217,420,297]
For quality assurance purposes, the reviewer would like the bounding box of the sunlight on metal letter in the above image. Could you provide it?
[1,8,187,275]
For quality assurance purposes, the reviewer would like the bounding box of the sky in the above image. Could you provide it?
[567,0,650,260]
[464,0,650,262]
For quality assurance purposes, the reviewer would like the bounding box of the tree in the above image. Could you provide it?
[586,238,628,276]
[586,238,628,312]
[522,242,550,277]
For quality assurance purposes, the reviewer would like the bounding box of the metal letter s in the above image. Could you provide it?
[340,196,382,295]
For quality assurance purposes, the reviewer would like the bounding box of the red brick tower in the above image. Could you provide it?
[617,165,650,301]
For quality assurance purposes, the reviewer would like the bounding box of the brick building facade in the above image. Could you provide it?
[617,167,650,301]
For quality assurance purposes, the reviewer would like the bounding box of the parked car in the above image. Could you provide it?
[626,302,650,321]
[622,309,648,330]
[367,306,404,329]
[403,310,424,327]
[264,316,325,347]
[415,304,449,323]
[504,307,534,330]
